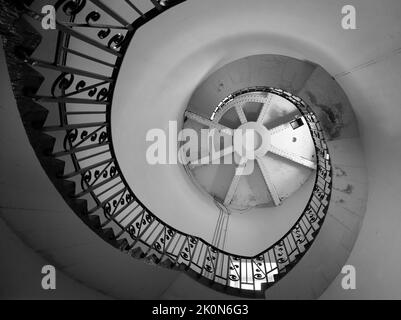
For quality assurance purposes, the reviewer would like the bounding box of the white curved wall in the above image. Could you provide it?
[112,0,369,299]
[141,0,401,299]
[1,0,401,299]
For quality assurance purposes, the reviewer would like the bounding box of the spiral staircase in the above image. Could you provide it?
[3,0,398,299]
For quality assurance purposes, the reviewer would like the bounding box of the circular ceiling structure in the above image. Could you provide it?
[182,87,316,212]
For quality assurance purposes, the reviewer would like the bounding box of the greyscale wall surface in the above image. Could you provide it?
[0,0,401,300]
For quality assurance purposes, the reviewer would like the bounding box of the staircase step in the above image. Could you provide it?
[103,228,116,241]
[131,247,144,259]
[60,180,76,197]
[87,215,101,229]
[159,257,175,269]
[71,198,88,215]
[39,157,65,177]
[16,98,48,129]
[116,238,130,251]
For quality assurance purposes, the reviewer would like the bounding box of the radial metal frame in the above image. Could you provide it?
[184,89,318,208]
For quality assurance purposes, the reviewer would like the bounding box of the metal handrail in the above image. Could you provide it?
[11,0,332,297]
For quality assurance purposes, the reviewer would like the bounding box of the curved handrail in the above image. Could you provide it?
[5,0,332,298]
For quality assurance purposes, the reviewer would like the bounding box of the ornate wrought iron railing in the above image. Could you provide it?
[2,0,332,298]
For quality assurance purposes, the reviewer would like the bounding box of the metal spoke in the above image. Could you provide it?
[189,146,234,167]
[257,93,274,123]
[269,121,292,136]
[235,105,247,124]
[269,145,316,170]
[185,111,233,135]
[256,158,281,206]
[224,158,248,205]
[269,114,304,136]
